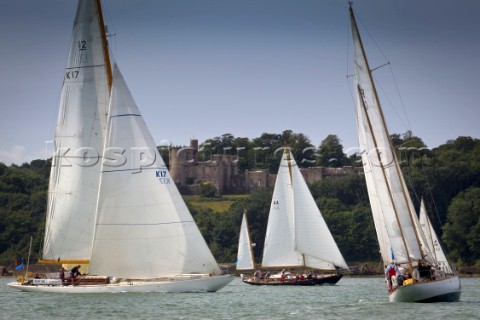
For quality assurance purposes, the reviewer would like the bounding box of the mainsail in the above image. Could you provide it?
[42,0,112,263]
[262,149,302,268]
[350,5,423,265]
[261,148,348,270]
[89,65,221,279]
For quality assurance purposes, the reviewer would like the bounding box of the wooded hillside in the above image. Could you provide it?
[1,133,479,270]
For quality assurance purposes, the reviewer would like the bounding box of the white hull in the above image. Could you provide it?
[7,275,234,294]
[389,276,461,302]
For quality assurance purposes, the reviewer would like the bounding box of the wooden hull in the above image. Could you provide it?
[242,278,316,286]
[389,275,461,302]
[315,274,343,285]
[242,274,342,286]
[7,275,234,293]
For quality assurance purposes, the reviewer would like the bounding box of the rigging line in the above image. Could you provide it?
[101,0,117,64]
[388,64,412,131]
[372,75,410,130]
[355,9,412,134]
[354,12,390,69]
[404,164,421,204]
[420,160,443,227]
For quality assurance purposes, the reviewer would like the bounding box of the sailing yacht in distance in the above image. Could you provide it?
[241,148,348,286]
[8,0,233,293]
[236,211,255,273]
[348,3,460,302]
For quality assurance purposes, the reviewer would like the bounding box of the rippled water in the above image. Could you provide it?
[1,277,479,319]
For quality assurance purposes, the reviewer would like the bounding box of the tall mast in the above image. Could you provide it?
[245,210,256,272]
[96,0,112,90]
[349,3,424,263]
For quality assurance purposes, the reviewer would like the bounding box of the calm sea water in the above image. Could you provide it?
[1,277,479,319]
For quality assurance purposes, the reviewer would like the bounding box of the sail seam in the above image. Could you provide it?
[101,166,167,173]
[110,114,141,118]
[97,221,194,226]
[66,64,106,70]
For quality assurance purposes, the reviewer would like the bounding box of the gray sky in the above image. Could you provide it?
[1,0,479,165]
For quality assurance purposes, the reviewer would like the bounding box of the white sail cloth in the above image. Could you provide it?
[262,149,348,270]
[43,0,110,262]
[236,213,255,271]
[350,12,423,265]
[89,65,221,279]
[419,200,452,273]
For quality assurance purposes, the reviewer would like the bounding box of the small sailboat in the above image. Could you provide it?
[348,3,460,302]
[236,211,255,275]
[8,0,233,293]
[241,148,349,286]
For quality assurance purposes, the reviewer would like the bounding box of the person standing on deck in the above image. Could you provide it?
[385,261,400,291]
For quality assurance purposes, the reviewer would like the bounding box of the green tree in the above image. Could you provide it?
[316,134,347,167]
[442,187,480,264]
[200,182,217,198]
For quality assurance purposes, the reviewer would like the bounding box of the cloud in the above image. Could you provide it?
[0,145,44,165]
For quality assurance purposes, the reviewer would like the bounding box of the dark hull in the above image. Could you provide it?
[315,274,343,285]
[242,278,316,286]
[242,274,342,286]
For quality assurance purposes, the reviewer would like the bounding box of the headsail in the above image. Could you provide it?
[419,199,452,273]
[89,65,220,279]
[292,151,349,270]
[42,0,111,263]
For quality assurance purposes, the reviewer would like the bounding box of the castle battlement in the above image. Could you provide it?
[169,139,362,195]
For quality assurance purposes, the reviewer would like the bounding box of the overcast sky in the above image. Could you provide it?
[1,0,479,165]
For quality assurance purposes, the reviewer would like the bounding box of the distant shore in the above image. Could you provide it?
[2,264,479,278]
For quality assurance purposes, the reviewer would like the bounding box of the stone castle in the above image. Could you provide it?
[168,139,363,195]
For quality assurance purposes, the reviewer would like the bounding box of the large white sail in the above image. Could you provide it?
[42,0,111,263]
[348,4,461,302]
[262,148,348,271]
[89,65,220,279]
[291,151,349,270]
[419,199,452,273]
[236,212,255,271]
[261,150,303,268]
[350,9,423,265]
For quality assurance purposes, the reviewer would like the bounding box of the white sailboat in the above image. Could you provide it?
[418,199,453,274]
[348,3,460,302]
[242,148,348,286]
[236,211,255,272]
[8,0,233,293]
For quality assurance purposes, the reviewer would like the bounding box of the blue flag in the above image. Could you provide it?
[390,247,395,261]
